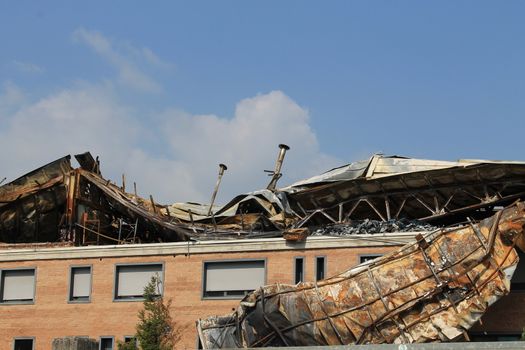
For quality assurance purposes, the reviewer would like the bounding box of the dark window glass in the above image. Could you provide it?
[100,337,113,350]
[295,257,304,284]
[468,333,520,342]
[124,337,137,347]
[360,255,382,264]
[316,257,325,281]
[14,339,33,350]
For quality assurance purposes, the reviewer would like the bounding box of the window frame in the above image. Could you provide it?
[359,254,383,264]
[201,258,267,300]
[12,337,35,350]
[113,262,165,302]
[123,336,138,347]
[68,265,93,303]
[315,256,327,282]
[0,267,37,305]
[294,256,305,284]
[99,336,114,350]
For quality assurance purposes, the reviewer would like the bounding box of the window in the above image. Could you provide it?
[468,333,521,342]
[99,337,114,350]
[294,257,305,284]
[359,254,383,264]
[114,264,163,300]
[1,269,35,304]
[69,266,92,302]
[315,256,326,281]
[123,336,138,347]
[13,338,34,350]
[203,260,265,299]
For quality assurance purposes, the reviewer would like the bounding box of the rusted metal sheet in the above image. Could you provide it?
[197,202,525,348]
[282,228,309,242]
[74,151,100,174]
[0,156,72,243]
[0,153,192,244]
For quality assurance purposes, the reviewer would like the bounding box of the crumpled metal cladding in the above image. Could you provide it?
[197,203,525,348]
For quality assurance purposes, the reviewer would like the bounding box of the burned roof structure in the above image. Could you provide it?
[0,153,191,245]
[2,149,525,347]
[1,151,525,245]
[284,155,525,226]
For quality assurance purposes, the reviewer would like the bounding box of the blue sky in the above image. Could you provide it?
[0,1,524,203]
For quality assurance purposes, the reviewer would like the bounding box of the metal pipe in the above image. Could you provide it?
[266,144,290,191]
[208,163,228,216]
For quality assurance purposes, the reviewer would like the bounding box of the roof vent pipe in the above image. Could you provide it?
[208,163,228,216]
[266,144,290,191]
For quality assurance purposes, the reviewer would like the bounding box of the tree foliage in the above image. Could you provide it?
[118,276,181,350]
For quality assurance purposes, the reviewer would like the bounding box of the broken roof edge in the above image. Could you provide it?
[0,155,71,188]
[281,154,525,191]
[101,153,525,226]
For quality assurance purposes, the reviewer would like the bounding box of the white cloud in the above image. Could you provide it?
[0,85,339,205]
[0,81,26,115]
[72,28,163,93]
[124,44,173,70]
[12,60,44,74]
[158,91,339,202]
[0,82,139,181]
[0,28,340,205]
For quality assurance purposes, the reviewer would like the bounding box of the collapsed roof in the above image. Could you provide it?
[0,154,191,245]
[197,202,525,347]
[1,152,525,245]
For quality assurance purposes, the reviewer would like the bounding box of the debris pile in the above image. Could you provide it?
[312,219,439,236]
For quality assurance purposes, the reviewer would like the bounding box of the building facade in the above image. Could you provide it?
[0,234,414,350]
[1,232,524,350]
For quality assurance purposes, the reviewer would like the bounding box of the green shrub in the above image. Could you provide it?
[118,276,181,350]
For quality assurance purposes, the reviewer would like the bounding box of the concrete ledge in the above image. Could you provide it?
[0,233,419,262]
[232,342,524,350]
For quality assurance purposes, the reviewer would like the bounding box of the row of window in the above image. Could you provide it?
[295,255,382,284]
[203,255,333,299]
[0,263,164,304]
[11,336,136,350]
[0,254,385,305]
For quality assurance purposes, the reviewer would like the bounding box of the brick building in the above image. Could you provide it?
[2,153,525,349]
[0,234,411,349]
[1,232,524,350]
